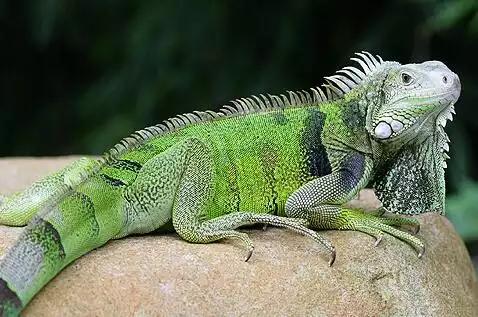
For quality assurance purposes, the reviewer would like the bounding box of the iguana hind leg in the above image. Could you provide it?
[285,151,424,260]
[0,157,98,226]
[171,138,335,263]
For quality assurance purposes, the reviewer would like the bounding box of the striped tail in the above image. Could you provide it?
[0,217,66,316]
[0,187,124,316]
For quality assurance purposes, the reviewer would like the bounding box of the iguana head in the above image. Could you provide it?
[368,60,460,145]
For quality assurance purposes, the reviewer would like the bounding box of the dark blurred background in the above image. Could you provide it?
[1,1,478,262]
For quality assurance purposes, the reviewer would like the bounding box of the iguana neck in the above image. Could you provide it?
[369,129,446,215]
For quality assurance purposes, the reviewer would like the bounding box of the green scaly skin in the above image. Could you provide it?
[0,52,461,316]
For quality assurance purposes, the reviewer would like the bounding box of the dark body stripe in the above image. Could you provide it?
[109,159,142,173]
[100,159,143,187]
[302,108,332,177]
[100,174,127,187]
[339,152,366,191]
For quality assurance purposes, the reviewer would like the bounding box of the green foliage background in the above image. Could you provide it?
[1,1,478,248]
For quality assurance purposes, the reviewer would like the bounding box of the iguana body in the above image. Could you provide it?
[0,52,460,316]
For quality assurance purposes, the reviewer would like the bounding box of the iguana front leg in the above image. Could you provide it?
[285,151,424,261]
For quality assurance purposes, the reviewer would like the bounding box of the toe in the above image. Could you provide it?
[328,248,336,266]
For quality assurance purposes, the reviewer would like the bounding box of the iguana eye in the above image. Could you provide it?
[401,72,413,85]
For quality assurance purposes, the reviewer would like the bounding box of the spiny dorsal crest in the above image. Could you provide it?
[104,51,385,162]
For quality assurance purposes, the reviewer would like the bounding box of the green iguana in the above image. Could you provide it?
[0,52,460,316]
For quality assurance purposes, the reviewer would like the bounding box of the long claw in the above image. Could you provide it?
[328,248,336,267]
[374,235,383,247]
[417,245,425,258]
[244,247,254,262]
[262,224,268,231]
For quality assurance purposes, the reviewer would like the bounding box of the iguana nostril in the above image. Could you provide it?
[442,76,448,84]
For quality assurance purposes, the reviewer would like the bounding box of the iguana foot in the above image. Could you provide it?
[338,208,424,258]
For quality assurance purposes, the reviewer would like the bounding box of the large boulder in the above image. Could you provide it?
[0,157,476,316]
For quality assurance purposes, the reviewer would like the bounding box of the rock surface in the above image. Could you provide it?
[0,157,477,317]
